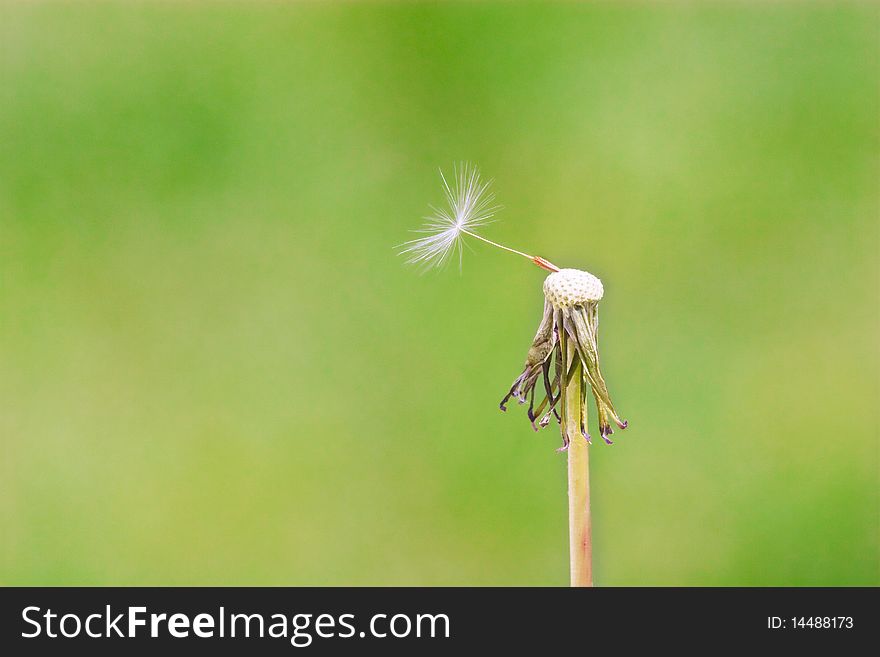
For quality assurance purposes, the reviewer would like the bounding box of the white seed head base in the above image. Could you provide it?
[543,268,604,307]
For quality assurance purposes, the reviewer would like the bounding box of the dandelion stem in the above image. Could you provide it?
[460,229,560,272]
[562,331,592,587]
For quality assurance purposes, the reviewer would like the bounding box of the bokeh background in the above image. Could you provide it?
[1,2,877,586]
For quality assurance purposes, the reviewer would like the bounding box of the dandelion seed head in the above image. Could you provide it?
[399,162,500,271]
[502,268,625,450]
[543,269,604,307]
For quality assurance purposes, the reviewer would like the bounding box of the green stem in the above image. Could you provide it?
[563,330,592,587]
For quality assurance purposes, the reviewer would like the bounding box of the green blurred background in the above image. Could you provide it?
[1,2,877,586]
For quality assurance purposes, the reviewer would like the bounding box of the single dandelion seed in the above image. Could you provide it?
[398,162,559,272]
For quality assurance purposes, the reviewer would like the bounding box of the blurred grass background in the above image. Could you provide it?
[1,1,877,586]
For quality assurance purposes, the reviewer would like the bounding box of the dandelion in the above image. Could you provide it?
[401,164,628,587]
[501,268,628,587]
[500,268,628,448]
